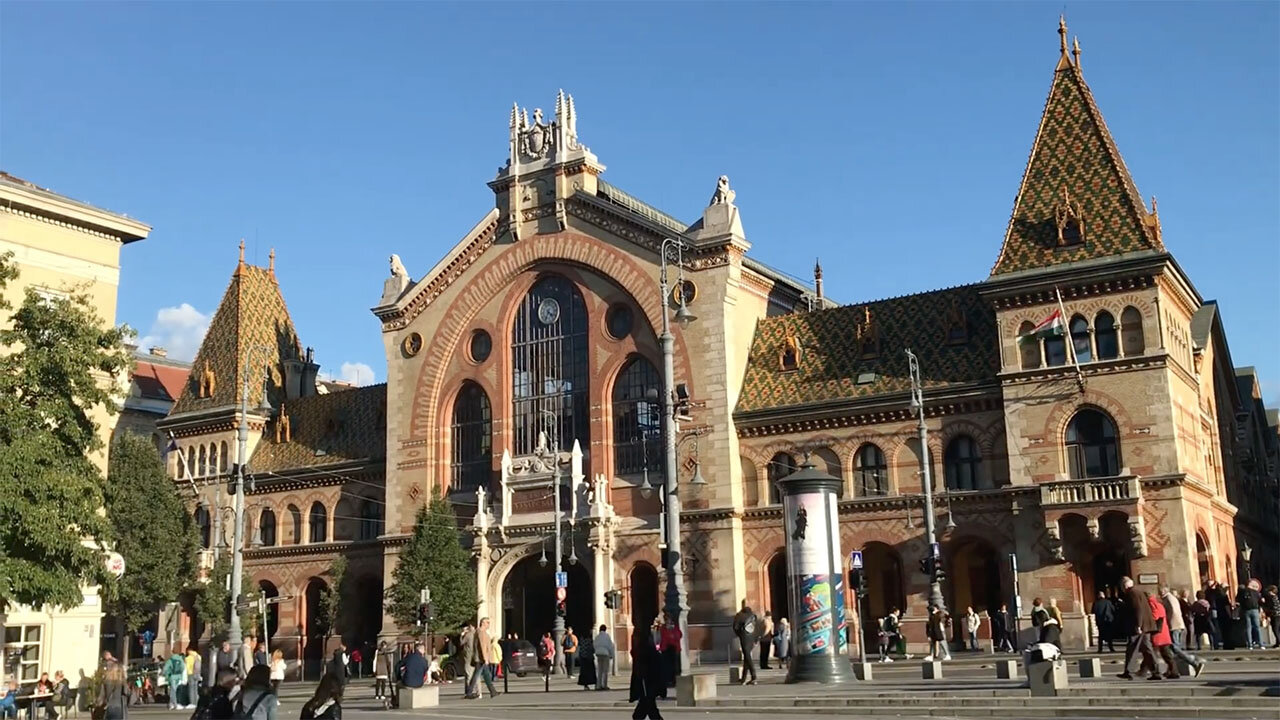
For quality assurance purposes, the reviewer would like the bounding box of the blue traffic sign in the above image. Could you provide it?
[850,550,863,570]
[555,571,568,589]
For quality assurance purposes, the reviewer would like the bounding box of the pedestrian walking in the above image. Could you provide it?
[299,673,343,720]
[731,600,759,684]
[1161,587,1206,676]
[925,605,951,661]
[163,650,185,710]
[628,626,664,720]
[1263,585,1280,648]
[758,612,774,670]
[93,656,128,720]
[183,646,201,710]
[469,618,500,699]
[563,627,578,677]
[253,640,268,668]
[658,613,682,687]
[594,625,616,690]
[327,646,349,688]
[964,607,981,651]
[215,641,235,675]
[191,669,237,720]
[459,622,478,697]
[267,650,286,692]
[1237,582,1264,649]
[1118,577,1160,680]
[576,634,598,690]
[991,604,1014,653]
[772,618,791,668]
[877,613,893,661]
[236,665,277,720]
[1144,592,1180,679]
[1092,592,1117,652]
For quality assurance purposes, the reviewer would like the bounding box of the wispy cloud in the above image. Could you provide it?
[322,361,376,386]
[137,303,210,361]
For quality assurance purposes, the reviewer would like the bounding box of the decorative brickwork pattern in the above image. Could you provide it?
[251,384,388,472]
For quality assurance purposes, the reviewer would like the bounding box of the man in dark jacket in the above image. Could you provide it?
[1237,583,1264,649]
[1092,592,1117,652]
[215,641,236,674]
[1118,577,1159,679]
[1264,586,1280,649]
[401,644,427,689]
[731,600,758,685]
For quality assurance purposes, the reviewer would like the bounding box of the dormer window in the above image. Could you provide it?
[779,334,800,372]
[1054,187,1085,247]
[945,298,968,345]
[856,307,880,358]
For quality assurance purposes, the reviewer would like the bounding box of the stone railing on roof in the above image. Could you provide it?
[1039,475,1140,508]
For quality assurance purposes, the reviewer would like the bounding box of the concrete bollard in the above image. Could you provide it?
[852,662,874,681]
[397,685,440,709]
[921,660,944,679]
[677,672,718,707]
[995,659,1019,679]
[1027,660,1068,697]
[1077,658,1103,678]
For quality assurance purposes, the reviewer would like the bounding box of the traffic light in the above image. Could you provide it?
[417,602,433,625]
[933,556,947,583]
[674,384,692,422]
[556,600,566,618]
[603,589,621,610]
[850,568,867,595]
[918,556,934,578]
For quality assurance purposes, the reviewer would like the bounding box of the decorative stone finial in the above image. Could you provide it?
[1059,15,1068,54]
[1072,36,1081,67]
[814,259,824,301]
[709,175,736,206]
[268,247,275,273]
[238,239,245,264]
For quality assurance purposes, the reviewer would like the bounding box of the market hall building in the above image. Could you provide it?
[157,22,1277,663]
[373,23,1276,655]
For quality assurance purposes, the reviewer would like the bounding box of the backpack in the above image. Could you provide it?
[233,692,270,720]
[165,656,185,677]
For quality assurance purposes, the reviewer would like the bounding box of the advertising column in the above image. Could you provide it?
[780,463,852,684]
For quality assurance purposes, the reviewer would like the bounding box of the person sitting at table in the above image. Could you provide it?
[0,680,17,720]
[34,674,56,719]
[50,673,70,720]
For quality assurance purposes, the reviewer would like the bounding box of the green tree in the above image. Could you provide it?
[193,555,258,641]
[388,491,476,632]
[103,432,200,644]
[0,252,132,610]
[319,555,349,641]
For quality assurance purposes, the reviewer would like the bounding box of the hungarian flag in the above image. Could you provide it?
[1018,309,1065,344]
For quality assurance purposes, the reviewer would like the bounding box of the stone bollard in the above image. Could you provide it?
[729,666,743,684]
[397,685,440,709]
[1026,660,1068,697]
[853,662,874,681]
[921,660,944,679]
[995,659,1019,679]
[1077,658,1103,678]
[677,672,718,707]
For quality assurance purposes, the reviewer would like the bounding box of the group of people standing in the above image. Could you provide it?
[1095,581,1280,654]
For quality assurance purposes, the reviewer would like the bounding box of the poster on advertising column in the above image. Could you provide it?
[786,491,836,655]
[828,493,848,654]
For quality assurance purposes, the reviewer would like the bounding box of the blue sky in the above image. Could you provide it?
[2,2,1277,403]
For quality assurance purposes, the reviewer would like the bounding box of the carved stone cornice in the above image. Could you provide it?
[999,354,1168,385]
[735,389,1001,439]
[376,215,501,330]
[565,195,665,254]
[243,536,386,560]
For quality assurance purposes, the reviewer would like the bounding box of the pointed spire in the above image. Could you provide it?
[268,247,275,273]
[813,258,824,301]
[1056,15,1071,70]
[555,88,565,122]
[1073,36,1082,68]
[235,239,246,276]
[510,102,518,129]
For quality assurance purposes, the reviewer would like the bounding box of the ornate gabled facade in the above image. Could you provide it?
[156,250,386,673]
[371,21,1276,659]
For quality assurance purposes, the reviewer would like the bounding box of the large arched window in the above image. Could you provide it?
[1120,306,1144,356]
[767,452,796,505]
[1018,321,1041,370]
[612,356,662,477]
[1066,408,1121,479]
[258,508,277,547]
[220,441,229,474]
[287,504,303,545]
[358,498,381,540]
[512,275,589,456]
[1070,315,1092,363]
[193,505,211,549]
[855,444,887,497]
[1044,324,1067,367]
[944,435,983,491]
[198,445,207,477]
[450,382,492,493]
[1095,311,1119,360]
[308,502,328,543]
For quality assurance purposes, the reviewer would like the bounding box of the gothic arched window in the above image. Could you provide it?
[1095,311,1119,360]
[855,444,888,497]
[358,498,381,540]
[308,501,328,543]
[287,504,302,545]
[193,505,211,549]
[767,452,797,505]
[1070,315,1092,363]
[1121,306,1145,356]
[258,508,277,547]
[451,382,492,493]
[944,435,984,491]
[511,275,590,457]
[1066,408,1121,479]
[612,356,663,477]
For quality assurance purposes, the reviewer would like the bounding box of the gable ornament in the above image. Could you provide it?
[1053,187,1085,246]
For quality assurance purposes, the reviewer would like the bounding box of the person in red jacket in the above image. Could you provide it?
[658,613,682,689]
[1145,592,1180,679]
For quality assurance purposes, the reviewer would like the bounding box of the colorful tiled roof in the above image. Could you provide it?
[250,384,387,473]
[170,259,303,414]
[989,43,1162,277]
[735,284,999,414]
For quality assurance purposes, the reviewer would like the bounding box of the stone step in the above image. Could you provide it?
[564,702,1280,719]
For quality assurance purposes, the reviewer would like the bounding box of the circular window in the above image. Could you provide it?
[469,329,492,363]
[672,279,697,306]
[606,304,633,340]
[401,332,423,358]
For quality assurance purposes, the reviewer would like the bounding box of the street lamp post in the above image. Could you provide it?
[906,349,946,615]
[1240,541,1252,584]
[228,345,275,648]
[538,409,567,677]
[658,237,696,674]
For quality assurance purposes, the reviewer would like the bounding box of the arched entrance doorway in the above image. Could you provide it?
[629,563,660,627]
[1062,513,1131,602]
[351,576,383,652]
[1196,532,1213,589]
[302,578,329,676]
[947,539,1002,613]
[766,552,790,623]
[860,542,905,647]
[501,551,591,644]
[258,580,280,642]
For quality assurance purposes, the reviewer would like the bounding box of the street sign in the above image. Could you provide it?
[264,594,294,605]
[850,550,863,570]
[420,587,431,604]
[555,572,568,588]
[930,542,940,558]
[555,587,567,602]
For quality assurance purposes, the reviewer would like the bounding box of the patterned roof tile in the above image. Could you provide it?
[250,384,387,473]
[736,284,999,413]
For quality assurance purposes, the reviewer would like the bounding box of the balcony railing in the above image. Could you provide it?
[1040,476,1140,507]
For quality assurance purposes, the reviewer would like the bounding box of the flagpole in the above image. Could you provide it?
[1054,286,1085,392]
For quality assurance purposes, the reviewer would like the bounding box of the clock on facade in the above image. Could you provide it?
[537,297,561,325]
